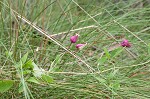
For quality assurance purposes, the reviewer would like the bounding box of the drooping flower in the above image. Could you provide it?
[121,39,131,47]
[70,34,79,43]
[76,43,87,50]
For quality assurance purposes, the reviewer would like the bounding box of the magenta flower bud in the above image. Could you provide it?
[70,34,78,43]
[76,43,87,50]
[121,39,131,47]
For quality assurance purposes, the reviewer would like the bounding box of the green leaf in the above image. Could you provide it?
[27,77,40,84]
[98,78,106,83]
[103,48,111,59]
[23,70,31,75]
[18,82,23,93]
[50,54,63,71]
[113,81,120,90]
[108,69,119,79]
[42,74,54,83]
[14,53,29,69]
[54,54,62,65]
[33,62,45,77]
[97,56,107,66]
[0,80,14,93]
[94,76,106,84]
[109,81,120,90]
[21,52,28,64]
[5,51,13,57]
[110,47,123,58]
[23,59,34,69]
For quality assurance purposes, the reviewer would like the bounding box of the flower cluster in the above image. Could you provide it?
[70,34,86,50]
[70,35,131,50]
[76,44,86,49]
[70,35,78,43]
[121,39,131,47]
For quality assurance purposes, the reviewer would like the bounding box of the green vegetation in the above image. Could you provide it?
[0,0,150,98]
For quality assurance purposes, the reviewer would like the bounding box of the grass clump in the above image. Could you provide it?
[0,0,150,98]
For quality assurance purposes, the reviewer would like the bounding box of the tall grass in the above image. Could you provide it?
[0,0,150,98]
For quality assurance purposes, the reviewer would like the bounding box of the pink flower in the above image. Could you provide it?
[76,44,87,50]
[70,34,78,43]
[121,39,131,47]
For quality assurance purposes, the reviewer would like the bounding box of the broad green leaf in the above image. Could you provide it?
[23,70,31,75]
[21,52,28,64]
[23,59,34,69]
[42,74,54,83]
[27,77,40,84]
[103,48,111,59]
[14,53,28,69]
[0,80,14,93]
